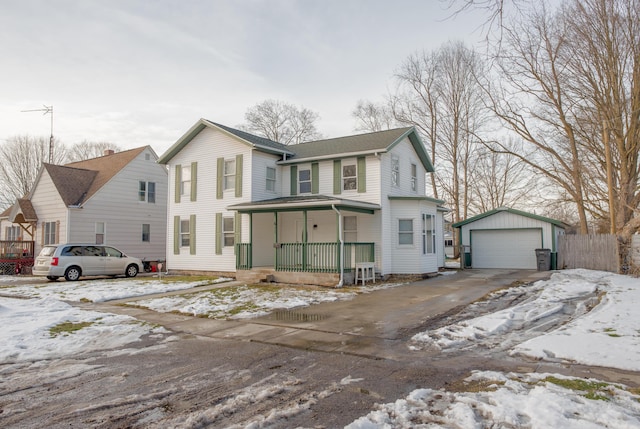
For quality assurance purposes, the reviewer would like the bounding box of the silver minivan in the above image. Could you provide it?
[33,244,143,281]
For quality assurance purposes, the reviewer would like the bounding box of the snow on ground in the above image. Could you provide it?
[130,284,360,319]
[347,371,640,429]
[412,269,640,371]
[0,296,167,363]
[1,276,231,302]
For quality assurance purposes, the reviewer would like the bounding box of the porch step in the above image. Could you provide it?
[236,268,340,287]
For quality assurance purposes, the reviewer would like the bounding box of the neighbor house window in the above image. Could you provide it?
[299,169,311,194]
[224,159,236,191]
[223,217,235,247]
[398,219,413,245]
[411,164,417,192]
[43,221,57,245]
[95,222,105,244]
[266,167,276,192]
[343,216,357,242]
[138,181,155,202]
[6,225,20,241]
[142,224,150,242]
[180,219,190,247]
[391,155,400,187]
[343,164,357,191]
[181,165,191,198]
[422,214,435,254]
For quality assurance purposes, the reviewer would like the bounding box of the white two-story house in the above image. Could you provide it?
[157,119,446,286]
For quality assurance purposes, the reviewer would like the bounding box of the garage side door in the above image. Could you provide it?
[471,229,541,269]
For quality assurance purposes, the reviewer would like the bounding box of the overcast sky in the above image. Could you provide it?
[0,0,485,154]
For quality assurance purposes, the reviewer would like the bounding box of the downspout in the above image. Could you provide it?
[331,204,344,288]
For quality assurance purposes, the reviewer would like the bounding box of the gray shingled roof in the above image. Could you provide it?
[286,127,414,160]
[44,164,98,206]
[203,120,291,153]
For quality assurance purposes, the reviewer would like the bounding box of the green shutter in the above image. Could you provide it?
[357,156,366,193]
[234,212,241,255]
[290,165,298,196]
[235,154,243,197]
[175,165,182,203]
[189,214,196,255]
[311,162,319,194]
[215,213,222,255]
[216,157,224,199]
[190,162,197,201]
[173,216,180,254]
[333,160,341,195]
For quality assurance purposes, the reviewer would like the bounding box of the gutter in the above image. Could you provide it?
[331,204,344,288]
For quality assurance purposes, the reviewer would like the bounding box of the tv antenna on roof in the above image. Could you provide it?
[22,105,54,163]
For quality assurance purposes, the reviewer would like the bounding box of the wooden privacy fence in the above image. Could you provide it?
[557,234,619,272]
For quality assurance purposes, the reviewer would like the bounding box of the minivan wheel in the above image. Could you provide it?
[64,266,81,281]
[126,264,139,278]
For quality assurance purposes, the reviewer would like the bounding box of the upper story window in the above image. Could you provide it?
[343,164,357,191]
[391,155,400,187]
[411,164,417,192]
[139,181,156,203]
[181,165,191,198]
[266,167,276,192]
[224,159,236,191]
[299,169,311,194]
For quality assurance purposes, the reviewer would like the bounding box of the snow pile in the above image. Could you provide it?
[3,276,231,302]
[412,269,640,371]
[347,371,640,428]
[0,296,166,363]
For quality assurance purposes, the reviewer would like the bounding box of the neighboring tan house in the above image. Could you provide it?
[0,147,168,271]
[157,119,446,286]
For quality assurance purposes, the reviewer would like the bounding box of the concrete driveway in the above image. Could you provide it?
[96,269,552,360]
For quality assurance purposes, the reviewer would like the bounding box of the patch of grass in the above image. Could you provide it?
[79,297,92,303]
[604,328,622,337]
[49,321,94,337]
[447,376,505,393]
[543,376,613,401]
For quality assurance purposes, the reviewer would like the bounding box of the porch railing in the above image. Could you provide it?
[0,240,35,259]
[236,243,252,270]
[276,242,375,273]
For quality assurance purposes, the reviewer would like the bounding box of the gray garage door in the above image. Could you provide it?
[471,229,542,269]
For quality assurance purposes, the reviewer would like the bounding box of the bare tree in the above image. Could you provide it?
[0,135,67,209]
[352,100,396,132]
[391,41,488,224]
[67,141,122,162]
[468,138,538,213]
[241,100,322,145]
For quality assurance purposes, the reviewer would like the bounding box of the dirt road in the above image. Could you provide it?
[1,270,638,428]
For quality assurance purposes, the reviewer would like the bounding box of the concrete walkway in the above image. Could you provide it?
[91,269,553,361]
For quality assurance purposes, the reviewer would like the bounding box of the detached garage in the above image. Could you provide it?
[453,207,567,270]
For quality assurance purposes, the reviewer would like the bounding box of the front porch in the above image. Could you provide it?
[0,240,35,274]
[229,196,380,286]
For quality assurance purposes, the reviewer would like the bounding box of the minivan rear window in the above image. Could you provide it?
[39,246,58,257]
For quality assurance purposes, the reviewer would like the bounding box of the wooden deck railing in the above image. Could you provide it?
[275,242,374,273]
[0,240,35,259]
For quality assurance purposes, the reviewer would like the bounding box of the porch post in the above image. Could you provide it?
[274,212,278,269]
[302,210,308,269]
[249,212,253,268]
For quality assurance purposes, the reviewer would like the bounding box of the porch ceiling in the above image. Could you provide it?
[227,195,380,214]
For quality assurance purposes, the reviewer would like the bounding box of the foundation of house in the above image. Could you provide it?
[236,267,341,287]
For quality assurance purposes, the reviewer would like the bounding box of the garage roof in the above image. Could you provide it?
[452,207,568,229]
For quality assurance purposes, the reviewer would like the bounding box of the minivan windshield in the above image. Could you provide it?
[38,246,57,257]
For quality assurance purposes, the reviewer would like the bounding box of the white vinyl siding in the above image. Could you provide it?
[66,147,167,260]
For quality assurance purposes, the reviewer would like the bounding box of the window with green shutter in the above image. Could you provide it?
[290,165,298,196]
[190,162,197,201]
[215,213,223,254]
[333,160,341,195]
[216,158,224,199]
[235,154,243,197]
[311,162,319,194]
[357,156,366,193]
